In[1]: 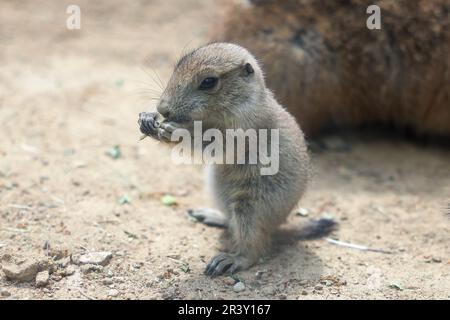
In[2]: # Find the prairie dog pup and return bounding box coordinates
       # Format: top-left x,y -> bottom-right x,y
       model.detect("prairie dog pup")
138,43 -> 311,276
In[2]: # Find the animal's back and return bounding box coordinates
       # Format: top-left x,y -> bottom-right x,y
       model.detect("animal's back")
215,0 -> 450,137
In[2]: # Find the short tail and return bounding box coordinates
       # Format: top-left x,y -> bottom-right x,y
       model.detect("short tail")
274,217 -> 337,244
296,218 -> 337,240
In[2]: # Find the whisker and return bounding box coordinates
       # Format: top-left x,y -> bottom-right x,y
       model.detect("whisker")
134,86 -> 162,95
139,65 -> 164,91
148,66 -> 165,90
134,92 -> 161,101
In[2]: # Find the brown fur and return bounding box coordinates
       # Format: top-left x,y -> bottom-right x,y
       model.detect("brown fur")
214,0 -> 450,137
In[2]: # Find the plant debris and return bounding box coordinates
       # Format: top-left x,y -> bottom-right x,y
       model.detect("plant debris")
179,263 -> 190,273
388,282 -> 404,291
124,230 -> 138,240
161,194 -> 177,206
107,145 -> 121,159
118,195 -> 131,205
295,207 -> 309,217
326,238 -> 393,254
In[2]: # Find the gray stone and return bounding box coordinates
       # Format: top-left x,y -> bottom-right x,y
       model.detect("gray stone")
108,289 -> 119,297
81,264 -> 103,274
2,260 -> 39,282
63,265 -> 76,276
233,282 -> 246,293
0,288 -> 11,297
35,270 -> 49,287
78,252 -> 112,266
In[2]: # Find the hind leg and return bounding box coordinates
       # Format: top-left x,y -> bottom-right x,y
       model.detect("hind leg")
205,202 -> 271,277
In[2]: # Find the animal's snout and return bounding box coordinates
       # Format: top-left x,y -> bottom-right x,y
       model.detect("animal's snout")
157,101 -> 170,118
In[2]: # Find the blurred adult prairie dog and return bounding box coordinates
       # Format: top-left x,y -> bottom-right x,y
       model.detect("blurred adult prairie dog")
138,43 -> 322,276
215,0 -> 450,138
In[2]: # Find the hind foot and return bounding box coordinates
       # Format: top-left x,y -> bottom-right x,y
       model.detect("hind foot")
187,208 -> 228,228
205,252 -> 252,277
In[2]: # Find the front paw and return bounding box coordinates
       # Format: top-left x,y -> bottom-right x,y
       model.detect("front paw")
138,112 -> 160,137
205,253 -> 250,277
156,121 -> 180,142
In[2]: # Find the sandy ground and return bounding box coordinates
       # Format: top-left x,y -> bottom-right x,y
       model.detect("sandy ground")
0,0 -> 449,300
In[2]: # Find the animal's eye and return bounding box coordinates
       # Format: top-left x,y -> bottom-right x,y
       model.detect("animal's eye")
199,77 -> 218,90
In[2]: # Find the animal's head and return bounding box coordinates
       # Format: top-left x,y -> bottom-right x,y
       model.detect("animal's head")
156,43 -> 265,126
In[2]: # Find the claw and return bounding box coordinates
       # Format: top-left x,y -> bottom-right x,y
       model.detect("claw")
205,253 -> 241,277
205,252 -> 227,276
228,263 -> 239,275
211,259 -> 234,277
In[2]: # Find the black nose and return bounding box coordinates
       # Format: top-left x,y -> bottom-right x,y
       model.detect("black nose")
160,110 -> 170,118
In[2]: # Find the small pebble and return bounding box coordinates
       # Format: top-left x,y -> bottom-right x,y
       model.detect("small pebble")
57,257 -> 71,268
322,280 -> 333,287
108,289 -> 119,297
223,277 -> 236,286
64,265 -> 76,276
1,289 -> 11,297
51,274 -> 63,282
81,264 -> 103,274
299,280 -> 309,286
314,285 -> 323,291
233,282 -> 246,293
35,270 -> 49,287
103,278 -> 114,285
78,251 -> 112,266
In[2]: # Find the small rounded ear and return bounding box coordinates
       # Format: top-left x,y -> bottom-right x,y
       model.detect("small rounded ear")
244,62 -> 254,75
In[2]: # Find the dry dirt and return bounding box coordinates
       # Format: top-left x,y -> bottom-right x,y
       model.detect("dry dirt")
0,0 -> 449,300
